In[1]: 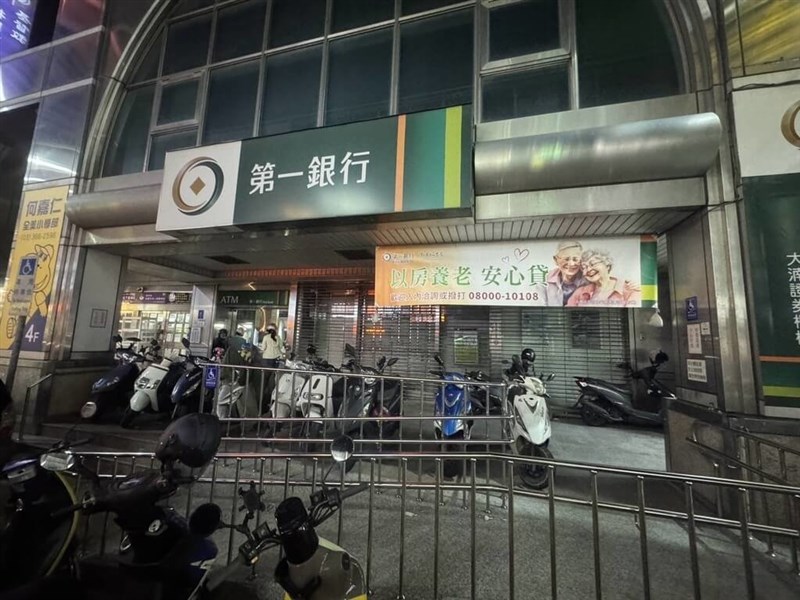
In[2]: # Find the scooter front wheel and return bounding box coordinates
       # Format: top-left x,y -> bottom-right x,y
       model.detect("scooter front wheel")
516,442 -> 553,490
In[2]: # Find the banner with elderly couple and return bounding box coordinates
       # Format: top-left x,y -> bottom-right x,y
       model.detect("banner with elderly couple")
375,237 -> 657,308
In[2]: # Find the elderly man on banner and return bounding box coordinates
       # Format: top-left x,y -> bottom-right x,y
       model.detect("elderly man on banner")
534,241 -> 587,306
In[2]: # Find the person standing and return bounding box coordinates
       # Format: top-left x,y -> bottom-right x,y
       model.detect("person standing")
260,323 -> 284,408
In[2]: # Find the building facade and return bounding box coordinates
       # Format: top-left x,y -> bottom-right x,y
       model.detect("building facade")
1,0 -> 799,465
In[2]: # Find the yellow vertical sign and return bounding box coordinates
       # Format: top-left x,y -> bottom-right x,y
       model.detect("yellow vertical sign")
1,186 -> 69,352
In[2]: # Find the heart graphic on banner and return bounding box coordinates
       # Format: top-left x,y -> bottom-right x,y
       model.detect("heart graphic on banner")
514,248 -> 530,262
501,256 -> 510,264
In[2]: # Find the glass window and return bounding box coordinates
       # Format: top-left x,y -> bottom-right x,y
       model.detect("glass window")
482,66 -> 569,121
163,14 -> 211,75
157,79 -> 199,125
213,0 -> 267,62
332,0 -> 394,33
132,34 -> 163,83
203,61 -> 260,144
45,32 -> 101,89
398,10 -> 473,114
53,0 -> 104,39
261,45 -> 322,135
489,0 -> 560,61
0,49 -> 48,101
172,0 -> 215,15
27,86 -> 92,182
402,0 -> 464,16
148,130 -> 197,171
104,86 -> 155,176
576,0 -> 681,107
268,0 -> 326,49
326,29 -> 392,126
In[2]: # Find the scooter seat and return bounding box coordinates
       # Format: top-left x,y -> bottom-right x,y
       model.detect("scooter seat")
583,377 -> 631,398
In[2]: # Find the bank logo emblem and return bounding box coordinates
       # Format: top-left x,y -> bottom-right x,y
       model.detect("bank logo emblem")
171,157 -> 225,215
780,99 -> 800,149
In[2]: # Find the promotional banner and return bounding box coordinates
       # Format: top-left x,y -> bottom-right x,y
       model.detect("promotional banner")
157,105 -> 472,232
744,173 -> 800,411
375,237 -> 657,308
1,185 -> 69,351
121,291 -> 193,305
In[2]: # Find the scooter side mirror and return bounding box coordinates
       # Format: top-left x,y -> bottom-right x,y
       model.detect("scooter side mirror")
433,354 -> 445,367
181,338 -> 191,349
190,503 -> 222,536
344,343 -> 357,357
386,357 -> 398,367
378,356 -> 387,369
546,373 -> 556,382
112,334 -> 123,343
331,435 -> 354,462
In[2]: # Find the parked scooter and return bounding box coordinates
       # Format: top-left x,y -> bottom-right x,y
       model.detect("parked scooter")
189,435 -> 368,600
337,342 -> 401,439
574,350 -> 675,427
81,336 -> 158,421
2,413 -> 224,599
170,338 -> 215,420
121,340 -> 189,428
0,433 -> 89,592
269,345 -> 318,426
502,348 -> 555,489
430,354 -> 474,477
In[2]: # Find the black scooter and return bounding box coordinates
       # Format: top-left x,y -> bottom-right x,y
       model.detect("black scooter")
81,336 -> 157,421
170,339 -> 214,420
3,413 -> 224,600
574,350 -> 676,427
337,343 -> 401,439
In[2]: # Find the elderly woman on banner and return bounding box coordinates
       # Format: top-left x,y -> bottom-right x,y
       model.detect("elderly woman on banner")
567,249 -> 641,307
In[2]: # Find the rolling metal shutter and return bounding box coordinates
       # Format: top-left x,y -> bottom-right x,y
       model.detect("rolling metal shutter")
295,282 -> 631,410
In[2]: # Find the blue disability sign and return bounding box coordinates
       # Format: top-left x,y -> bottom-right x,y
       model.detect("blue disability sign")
204,364 -> 219,389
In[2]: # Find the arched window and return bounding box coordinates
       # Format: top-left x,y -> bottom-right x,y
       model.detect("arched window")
103,0 -> 682,177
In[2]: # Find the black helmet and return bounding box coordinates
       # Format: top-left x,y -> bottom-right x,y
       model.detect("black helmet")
155,413 -> 221,482
521,348 -> 536,363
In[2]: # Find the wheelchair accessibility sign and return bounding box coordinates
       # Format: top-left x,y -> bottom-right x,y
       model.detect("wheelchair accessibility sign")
204,365 -> 219,389
10,257 -> 37,316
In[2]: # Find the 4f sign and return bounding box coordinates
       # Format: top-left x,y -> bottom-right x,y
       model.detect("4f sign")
781,99 -> 800,149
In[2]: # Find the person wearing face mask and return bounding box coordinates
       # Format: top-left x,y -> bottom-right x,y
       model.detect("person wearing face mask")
567,249 -> 641,307
534,240 -> 587,306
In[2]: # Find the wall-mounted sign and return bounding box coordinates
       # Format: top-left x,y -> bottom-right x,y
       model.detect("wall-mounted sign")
156,106 -> 472,232
122,291 -> 192,305
745,173 -> 800,409
687,323 -> 702,355
0,185 -> 69,352
89,308 -> 108,329
687,359 -> 708,383
8,257 -> 36,317
216,290 -> 290,307
375,237 -> 657,308
733,82 -> 800,177
685,296 -> 699,321
0,0 -> 38,59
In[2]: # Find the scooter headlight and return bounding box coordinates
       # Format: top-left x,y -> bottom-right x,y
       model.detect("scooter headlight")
310,393 -> 324,401
146,380 -> 160,390
363,377 -> 376,386
531,381 -> 546,395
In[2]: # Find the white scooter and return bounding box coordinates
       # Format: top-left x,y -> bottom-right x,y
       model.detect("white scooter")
121,341 -> 188,428
502,349 -> 555,489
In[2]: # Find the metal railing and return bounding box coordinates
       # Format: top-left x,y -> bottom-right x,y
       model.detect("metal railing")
68,448 -> 800,600
17,373 -> 53,441
203,363 -> 514,448
688,420 -> 800,559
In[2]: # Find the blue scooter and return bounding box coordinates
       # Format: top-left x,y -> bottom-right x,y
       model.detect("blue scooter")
431,353 -> 473,478
170,339 -> 215,420
81,336 -> 158,421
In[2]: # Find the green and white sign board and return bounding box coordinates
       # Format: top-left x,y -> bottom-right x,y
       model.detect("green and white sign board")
156,106 -> 472,232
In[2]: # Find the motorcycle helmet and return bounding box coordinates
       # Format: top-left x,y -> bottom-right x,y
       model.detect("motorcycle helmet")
521,348 -> 536,363
155,413 -> 222,482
